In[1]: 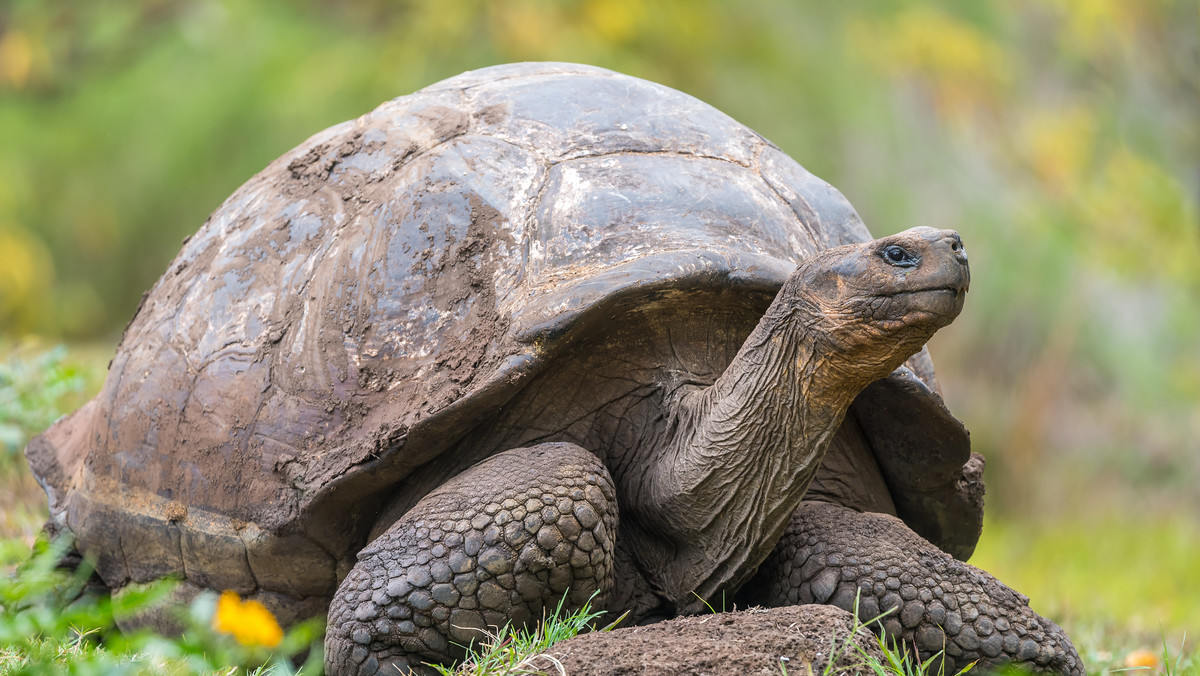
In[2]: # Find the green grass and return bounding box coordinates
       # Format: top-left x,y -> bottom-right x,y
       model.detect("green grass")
973,515 -> 1199,674
0,535 -> 323,675
428,594 -> 626,676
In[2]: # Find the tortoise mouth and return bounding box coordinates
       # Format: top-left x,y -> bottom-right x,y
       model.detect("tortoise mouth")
882,284 -> 967,299
878,286 -> 966,323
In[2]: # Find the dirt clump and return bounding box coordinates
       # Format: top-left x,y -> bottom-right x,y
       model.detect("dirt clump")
540,604 -> 886,675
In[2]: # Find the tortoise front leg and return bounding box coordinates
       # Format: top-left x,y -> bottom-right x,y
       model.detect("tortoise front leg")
741,501 -> 1084,676
325,442 -> 618,676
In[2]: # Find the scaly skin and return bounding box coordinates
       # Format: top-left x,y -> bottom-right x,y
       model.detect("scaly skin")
742,502 -> 1084,675
325,443 -> 617,676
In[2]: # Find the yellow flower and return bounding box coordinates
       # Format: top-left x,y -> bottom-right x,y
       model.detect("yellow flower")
1123,648 -> 1159,670
212,591 -> 284,648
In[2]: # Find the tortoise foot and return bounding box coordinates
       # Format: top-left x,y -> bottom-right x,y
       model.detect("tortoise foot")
743,501 -> 1084,676
325,442 -> 619,675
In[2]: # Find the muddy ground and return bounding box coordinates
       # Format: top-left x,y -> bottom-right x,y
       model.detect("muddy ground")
534,604 -> 885,675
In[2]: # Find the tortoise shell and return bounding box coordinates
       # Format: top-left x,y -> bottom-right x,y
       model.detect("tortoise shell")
27,63 -> 979,618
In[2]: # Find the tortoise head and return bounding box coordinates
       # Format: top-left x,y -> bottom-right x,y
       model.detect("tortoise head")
782,226 -> 969,375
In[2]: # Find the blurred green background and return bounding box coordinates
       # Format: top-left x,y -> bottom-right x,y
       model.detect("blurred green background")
1,0 -> 1197,669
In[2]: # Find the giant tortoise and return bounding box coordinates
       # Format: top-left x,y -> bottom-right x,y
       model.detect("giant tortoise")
26,63 -> 1081,674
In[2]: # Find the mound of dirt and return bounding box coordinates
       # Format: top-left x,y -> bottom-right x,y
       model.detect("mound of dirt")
539,604 -> 886,675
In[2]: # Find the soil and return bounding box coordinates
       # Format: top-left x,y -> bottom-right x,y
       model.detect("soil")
536,604 -> 885,676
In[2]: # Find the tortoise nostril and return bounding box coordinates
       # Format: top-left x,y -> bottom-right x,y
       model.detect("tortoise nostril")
945,235 -> 967,263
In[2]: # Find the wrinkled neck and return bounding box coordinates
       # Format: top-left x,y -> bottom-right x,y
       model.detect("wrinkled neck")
628,299 -> 875,610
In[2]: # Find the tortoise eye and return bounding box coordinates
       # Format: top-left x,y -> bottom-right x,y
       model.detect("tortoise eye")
882,245 -> 919,268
